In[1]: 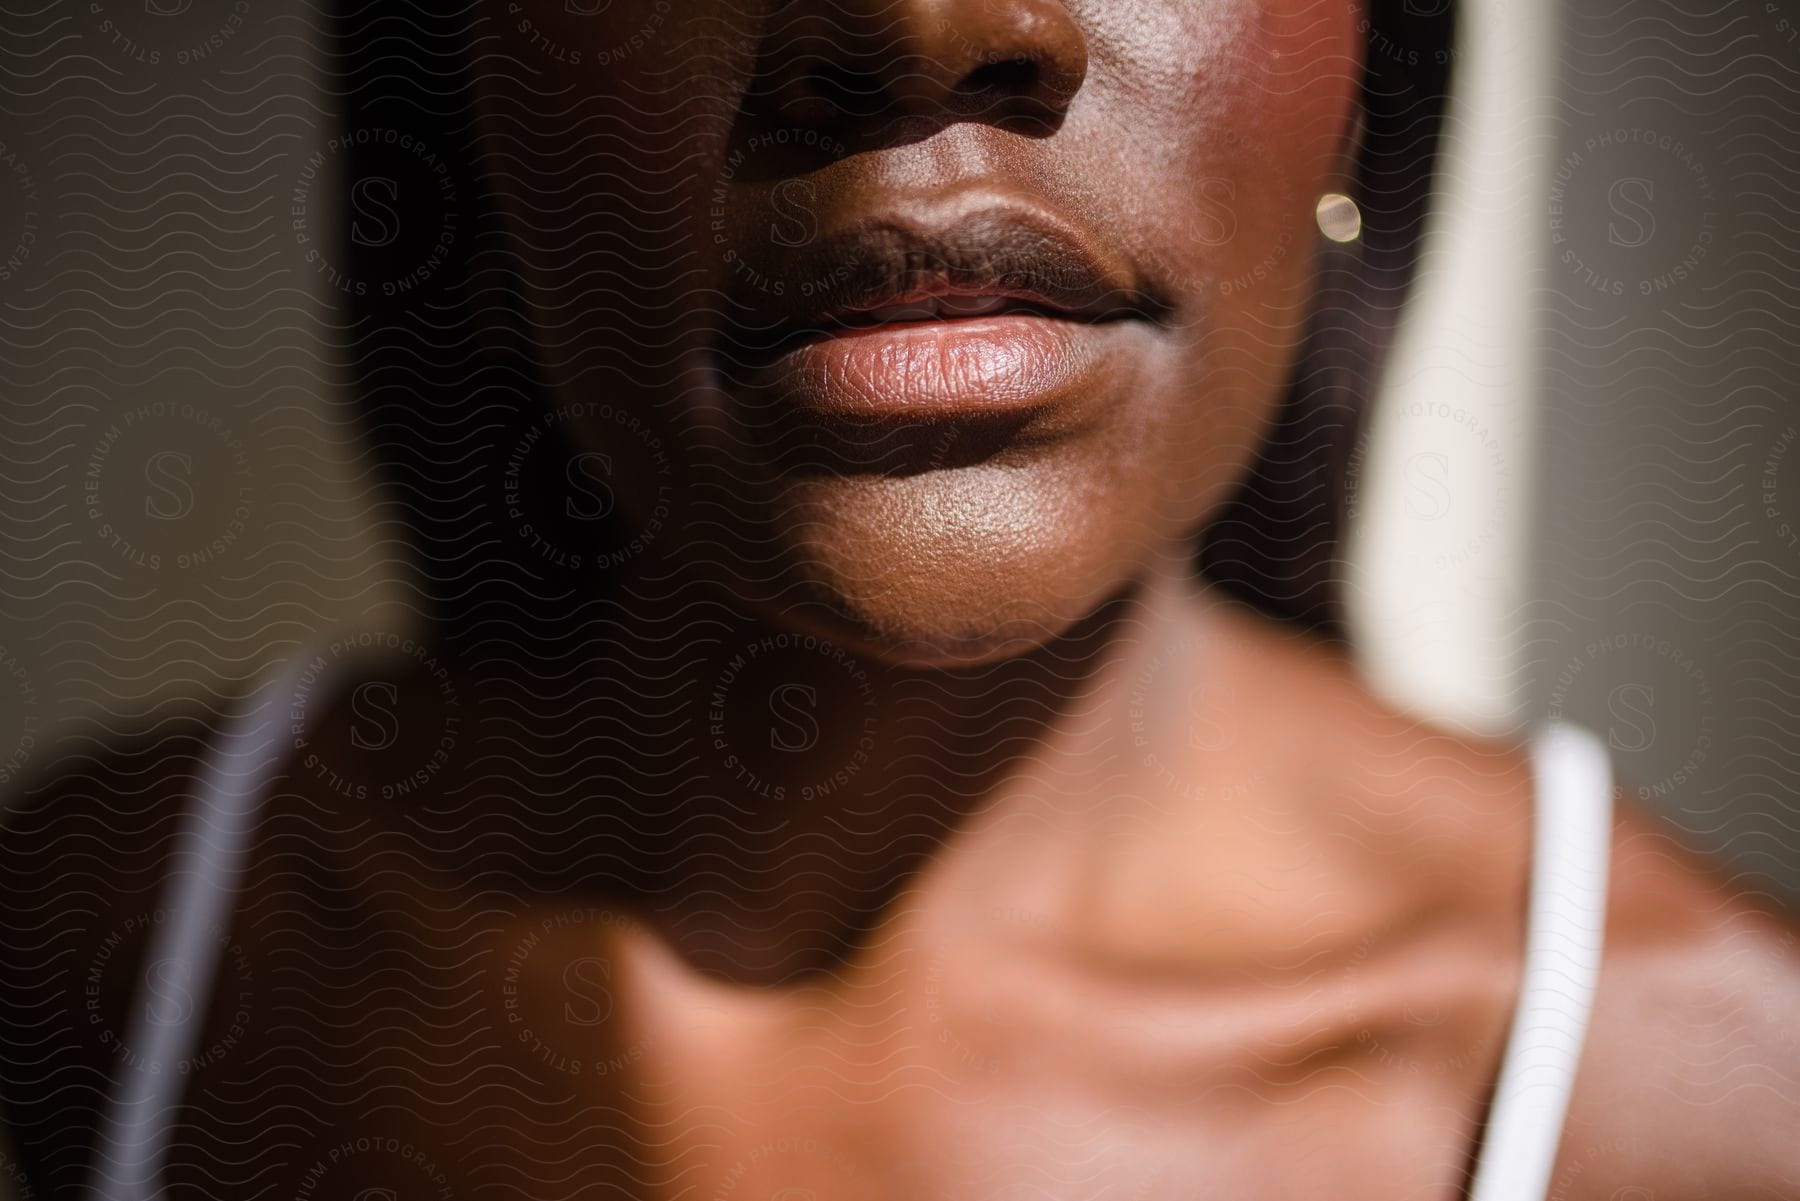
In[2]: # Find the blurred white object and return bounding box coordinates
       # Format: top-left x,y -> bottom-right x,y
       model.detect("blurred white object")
1346,0 -> 1553,735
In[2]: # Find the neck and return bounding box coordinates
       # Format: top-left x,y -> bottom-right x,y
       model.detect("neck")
577,544 -> 1210,981
345,538 -> 1221,984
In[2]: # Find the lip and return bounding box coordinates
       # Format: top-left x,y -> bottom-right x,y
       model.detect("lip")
716,201 -> 1161,422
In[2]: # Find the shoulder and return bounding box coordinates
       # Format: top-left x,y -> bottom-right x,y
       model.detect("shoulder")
1058,590 -> 1537,971
1554,806 -> 1800,1199
0,715 -> 217,932
0,718 -> 217,1193
0,678 -> 482,1196
1166,595 -> 1539,900
1090,592 -> 1799,1194
1230,607 -> 1800,1199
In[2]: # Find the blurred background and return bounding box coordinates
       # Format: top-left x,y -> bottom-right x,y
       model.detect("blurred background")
0,0 -> 1796,903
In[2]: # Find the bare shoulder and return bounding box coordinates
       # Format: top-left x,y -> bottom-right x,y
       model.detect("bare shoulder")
1552,805 -> 1800,1199
1179,597 -> 1539,897
1142,595 -> 1800,1196
1067,591 -> 1537,970
0,719 -> 219,1191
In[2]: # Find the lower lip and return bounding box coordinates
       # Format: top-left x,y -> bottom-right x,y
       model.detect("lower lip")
744,314 -> 1124,421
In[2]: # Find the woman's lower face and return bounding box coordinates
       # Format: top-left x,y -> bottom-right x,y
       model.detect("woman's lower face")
477,0 -> 1363,663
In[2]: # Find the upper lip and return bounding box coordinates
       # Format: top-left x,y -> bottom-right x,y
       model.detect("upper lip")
718,199 -> 1164,358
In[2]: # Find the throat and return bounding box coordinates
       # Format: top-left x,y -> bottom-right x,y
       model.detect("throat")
593,570 -> 1169,984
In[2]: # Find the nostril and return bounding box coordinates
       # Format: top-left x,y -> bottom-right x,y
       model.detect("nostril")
812,61 -> 884,117
956,53 -> 1079,126
965,57 -> 1040,97
757,0 -> 1088,133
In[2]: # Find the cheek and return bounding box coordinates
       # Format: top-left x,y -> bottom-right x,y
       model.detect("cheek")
1078,1 -> 1362,534
475,3 -> 758,320
1253,0 -> 1366,190
1162,0 -> 1362,298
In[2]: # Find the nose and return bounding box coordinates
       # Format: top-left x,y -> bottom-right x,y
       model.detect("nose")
760,0 -> 1089,133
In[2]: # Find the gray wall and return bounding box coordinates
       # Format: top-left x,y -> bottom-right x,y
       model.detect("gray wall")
1529,0 -> 1800,903
0,0 -> 405,799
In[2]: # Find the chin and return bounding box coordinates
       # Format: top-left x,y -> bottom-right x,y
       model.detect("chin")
752,463 -> 1145,669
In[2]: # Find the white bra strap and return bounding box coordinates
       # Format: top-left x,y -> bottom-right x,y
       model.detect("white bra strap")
85,652 -> 322,1201
1467,724 -> 1614,1201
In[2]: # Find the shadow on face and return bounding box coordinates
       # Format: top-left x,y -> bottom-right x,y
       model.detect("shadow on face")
471,0 -> 1365,664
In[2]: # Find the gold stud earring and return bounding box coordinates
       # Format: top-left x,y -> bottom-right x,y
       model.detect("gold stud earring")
1315,192 -> 1362,243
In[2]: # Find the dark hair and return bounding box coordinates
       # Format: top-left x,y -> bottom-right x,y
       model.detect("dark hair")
332,0 -> 1457,654
1198,1 -> 1458,636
